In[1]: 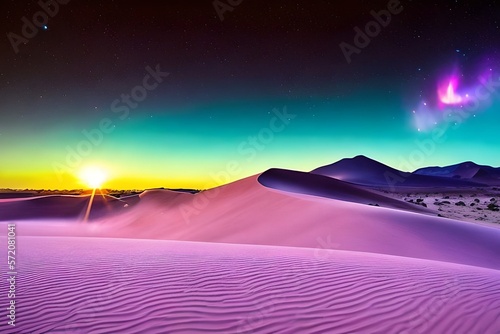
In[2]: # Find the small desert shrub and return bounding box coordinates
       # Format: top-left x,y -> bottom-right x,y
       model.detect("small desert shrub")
487,203 -> 499,211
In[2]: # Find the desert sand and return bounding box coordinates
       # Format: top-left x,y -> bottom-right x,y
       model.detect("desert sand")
2,237 -> 500,334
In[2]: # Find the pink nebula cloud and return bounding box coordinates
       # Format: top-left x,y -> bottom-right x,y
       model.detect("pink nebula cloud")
438,78 -> 463,105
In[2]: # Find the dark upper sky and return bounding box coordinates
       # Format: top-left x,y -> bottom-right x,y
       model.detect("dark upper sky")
2,1 -> 498,107
1,0 -> 500,189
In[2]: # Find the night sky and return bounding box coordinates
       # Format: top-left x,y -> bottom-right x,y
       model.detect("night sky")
1,0 -> 500,190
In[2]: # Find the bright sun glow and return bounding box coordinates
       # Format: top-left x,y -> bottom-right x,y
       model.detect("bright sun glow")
79,167 -> 107,189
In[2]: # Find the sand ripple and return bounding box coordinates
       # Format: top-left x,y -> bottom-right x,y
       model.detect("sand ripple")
1,237 -> 499,334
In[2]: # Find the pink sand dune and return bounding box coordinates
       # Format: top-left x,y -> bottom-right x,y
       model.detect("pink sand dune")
1,236 -> 499,334
12,174 -> 499,271
107,175 -> 500,270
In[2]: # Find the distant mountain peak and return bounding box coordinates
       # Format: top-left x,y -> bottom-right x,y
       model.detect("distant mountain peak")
414,160 -> 500,185
349,155 -> 377,162
311,156 -> 488,188
310,155 -> 405,187
317,155 -> 396,171
457,161 -> 479,167
352,154 -> 370,160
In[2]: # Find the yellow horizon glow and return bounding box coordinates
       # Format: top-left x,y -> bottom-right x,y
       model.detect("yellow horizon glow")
0,171 -> 216,190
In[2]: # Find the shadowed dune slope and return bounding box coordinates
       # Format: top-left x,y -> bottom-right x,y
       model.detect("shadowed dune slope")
0,194 -> 129,221
258,168 -> 431,213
